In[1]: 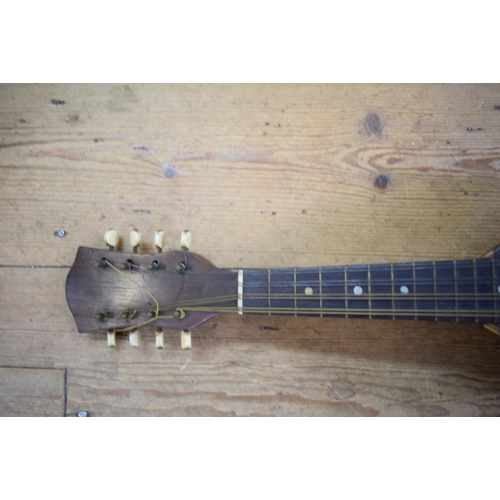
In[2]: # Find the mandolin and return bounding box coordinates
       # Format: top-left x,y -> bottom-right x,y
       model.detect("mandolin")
65,229 -> 500,348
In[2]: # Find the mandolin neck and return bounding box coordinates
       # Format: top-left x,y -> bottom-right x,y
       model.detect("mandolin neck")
236,254 -> 500,323
65,244 -> 500,334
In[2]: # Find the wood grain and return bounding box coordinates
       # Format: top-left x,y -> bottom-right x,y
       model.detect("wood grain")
1,83 -> 500,416
0,367 -> 65,417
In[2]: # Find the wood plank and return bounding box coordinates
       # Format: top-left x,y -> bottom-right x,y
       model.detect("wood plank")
0,367 -> 65,417
1,84 -> 500,416
65,351 -> 500,417
1,268 -> 500,416
1,84 -> 499,266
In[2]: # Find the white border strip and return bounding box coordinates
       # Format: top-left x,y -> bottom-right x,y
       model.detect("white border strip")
238,269 -> 244,315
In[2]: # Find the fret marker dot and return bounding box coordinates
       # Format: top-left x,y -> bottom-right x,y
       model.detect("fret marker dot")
400,285 -> 409,294
353,286 -> 363,295
498,285 -> 500,293
304,287 -> 314,295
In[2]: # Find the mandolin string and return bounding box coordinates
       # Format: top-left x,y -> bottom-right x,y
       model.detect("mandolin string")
167,261 -> 498,289
101,260 -> 499,327
103,259 -> 177,332
155,293 -> 500,316
179,306 -> 497,317
171,292 -> 499,302
149,274 -> 497,292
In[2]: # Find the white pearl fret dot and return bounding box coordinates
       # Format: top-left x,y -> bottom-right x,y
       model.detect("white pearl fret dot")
400,285 -> 409,294
304,287 -> 314,295
353,286 -> 363,295
498,285 -> 500,293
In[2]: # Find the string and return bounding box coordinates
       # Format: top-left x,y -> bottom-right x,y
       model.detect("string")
170,272 -> 496,288
172,293 -> 500,300
181,308 -> 498,318
99,260 -> 500,328
103,259 -> 175,332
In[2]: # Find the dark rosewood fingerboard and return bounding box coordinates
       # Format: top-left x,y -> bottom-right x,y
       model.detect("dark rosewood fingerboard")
242,256 -> 500,323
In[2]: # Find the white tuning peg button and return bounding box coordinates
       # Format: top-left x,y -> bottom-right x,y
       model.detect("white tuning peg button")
180,230 -> 192,250
104,229 -> 119,250
129,328 -> 142,347
130,229 -> 141,253
155,230 -> 165,252
181,329 -> 191,350
155,328 -> 164,349
107,330 -> 116,348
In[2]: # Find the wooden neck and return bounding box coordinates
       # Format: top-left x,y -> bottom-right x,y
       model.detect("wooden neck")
237,255 -> 500,323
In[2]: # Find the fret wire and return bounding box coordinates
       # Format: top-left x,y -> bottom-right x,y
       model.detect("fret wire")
293,267 -> 297,317
240,292 -> 495,299
224,262 -> 499,324
368,264 -> 372,319
267,268 -> 271,316
244,262 -> 490,277
240,270 -> 493,287
242,266 -> 487,278
344,265 -> 348,319
453,260 -> 458,322
390,263 -> 395,320
472,259 -> 478,323
241,280 -> 498,292
412,262 -> 417,321
432,261 -> 437,321
237,269 -> 243,315
319,267 -> 323,318
492,258 -> 498,323
241,278 -> 494,287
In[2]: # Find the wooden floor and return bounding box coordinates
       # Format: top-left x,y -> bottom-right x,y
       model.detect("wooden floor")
1,83 -> 500,417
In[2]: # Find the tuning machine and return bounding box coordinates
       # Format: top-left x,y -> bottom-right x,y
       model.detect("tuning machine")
181,329 -> 191,349
107,329 -> 117,348
130,229 -> 141,253
155,328 -> 164,349
104,229 -> 119,250
180,230 -> 192,250
105,328 -> 192,350
129,328 -> 142,347
155,230 -> 165,253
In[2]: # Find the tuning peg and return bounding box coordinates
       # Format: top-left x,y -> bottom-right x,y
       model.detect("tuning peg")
180,230 -> 192,250
129,328 -> 142,347
130,229 -> 141,253
181,329 -> 191,349
155,230 -> 165,253
107,329 -> 117,348
155,328 -> 164,349
104,229 -> 119,250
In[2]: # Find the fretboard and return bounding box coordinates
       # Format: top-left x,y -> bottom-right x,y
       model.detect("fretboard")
240,254 -> 500,323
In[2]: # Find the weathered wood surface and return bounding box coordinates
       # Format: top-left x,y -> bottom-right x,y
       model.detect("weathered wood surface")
0,367 -> 65,417
1,83 -> 500,416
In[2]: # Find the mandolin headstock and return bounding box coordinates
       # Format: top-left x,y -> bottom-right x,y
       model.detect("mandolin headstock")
65,230 -> 237,348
